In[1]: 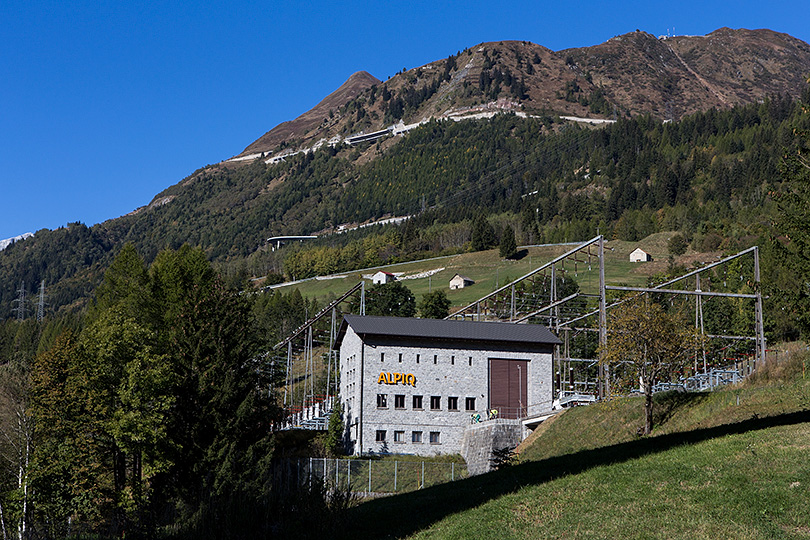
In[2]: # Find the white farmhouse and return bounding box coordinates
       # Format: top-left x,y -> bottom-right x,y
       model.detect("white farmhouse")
371,271 -> 396,285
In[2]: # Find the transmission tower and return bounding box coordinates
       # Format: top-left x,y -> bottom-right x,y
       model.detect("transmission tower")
37,280 -> 47,322
12,281 -> 26,321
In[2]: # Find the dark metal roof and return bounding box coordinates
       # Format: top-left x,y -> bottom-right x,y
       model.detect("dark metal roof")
337,314 -> 562,347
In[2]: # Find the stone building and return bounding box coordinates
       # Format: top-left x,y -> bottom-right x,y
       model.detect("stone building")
629,247 -> 653,262
335,315 -> 561,456
449,273 -> 475,290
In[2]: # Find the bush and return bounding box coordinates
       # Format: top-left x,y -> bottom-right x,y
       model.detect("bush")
489,446 -> 517,470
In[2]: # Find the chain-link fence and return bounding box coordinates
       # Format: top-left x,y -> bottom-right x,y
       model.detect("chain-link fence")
272,457 -> 468,496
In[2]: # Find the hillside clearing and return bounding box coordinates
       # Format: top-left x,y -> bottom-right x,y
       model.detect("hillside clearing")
268,234 -> 716,310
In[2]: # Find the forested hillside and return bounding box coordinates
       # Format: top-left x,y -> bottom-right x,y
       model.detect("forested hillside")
2,89 -> 807,322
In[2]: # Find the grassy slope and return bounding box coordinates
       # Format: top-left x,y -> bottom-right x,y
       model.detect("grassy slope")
271,233 -> 710,310
337,350 -> 810,539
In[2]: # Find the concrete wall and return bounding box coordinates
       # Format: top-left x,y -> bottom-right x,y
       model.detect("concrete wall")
339,329 -> 364,454
461,419 -> 523,476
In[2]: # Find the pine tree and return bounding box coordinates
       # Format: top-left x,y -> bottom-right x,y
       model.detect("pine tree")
499,225 -> 518,259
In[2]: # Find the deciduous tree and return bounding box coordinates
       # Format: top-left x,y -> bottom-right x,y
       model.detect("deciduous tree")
365,282 -> 416,317
598,298 -> 698,434
418,290 -> 452,319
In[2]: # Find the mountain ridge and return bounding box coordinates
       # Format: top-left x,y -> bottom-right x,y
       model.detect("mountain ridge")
240,70 -> 381,157
230,27 -> 810,161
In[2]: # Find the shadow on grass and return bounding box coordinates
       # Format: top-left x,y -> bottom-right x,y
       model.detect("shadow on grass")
340,409 -> 810,539
508,249 -> 529,261
652,390 -> 709,427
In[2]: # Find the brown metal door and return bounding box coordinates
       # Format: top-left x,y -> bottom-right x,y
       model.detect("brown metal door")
488,359 -> 528,418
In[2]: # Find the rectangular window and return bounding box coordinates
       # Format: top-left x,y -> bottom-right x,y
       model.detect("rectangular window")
451,355 -> 455,365
380,352 -> 384,362
412,395 -> 423,409
469,356 -> 473,366
448,396 -> 459,411
376,394 -> 387,408
398,353 -> 402,363
411,431 -> 422,443
466,397 -> 476,411
394,430 -> 405,443
416,354 -> 420,364
376,430 -> 386,442
430,396 -> 441,410
429,431 -> 440,444
433,354 -> 437,364
394,394 -> 405,409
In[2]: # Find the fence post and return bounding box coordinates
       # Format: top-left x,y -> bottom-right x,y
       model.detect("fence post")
347,459 -> 351,489
451,462 -> 455,481
309,457 -> 313,488
336,458 -> 339,488
394,461 -> 398,492
421,461 -> 425,489
324,458 -> 328,487
368,460 -> 372,494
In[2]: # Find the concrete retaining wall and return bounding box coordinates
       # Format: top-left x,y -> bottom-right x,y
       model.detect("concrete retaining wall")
461,419 -> 522,476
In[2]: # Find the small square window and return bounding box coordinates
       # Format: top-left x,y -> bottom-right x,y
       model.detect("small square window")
377,394 -> 388,408
430,396 -> 441,410
394,430 -> 405,443
448,396 -> 459,411
394,394 -> 405,409
413,395 -> 423,409
466,397 -> 476,411
376,430 -> 386,442
429,431 -> 440,444
412,431 -> 422,443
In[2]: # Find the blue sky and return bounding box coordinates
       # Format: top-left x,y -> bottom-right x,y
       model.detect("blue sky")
2,0 -> 809,240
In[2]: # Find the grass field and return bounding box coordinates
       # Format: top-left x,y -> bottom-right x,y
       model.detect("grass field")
268,232 -> 716,311
335,347 -> 810,539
